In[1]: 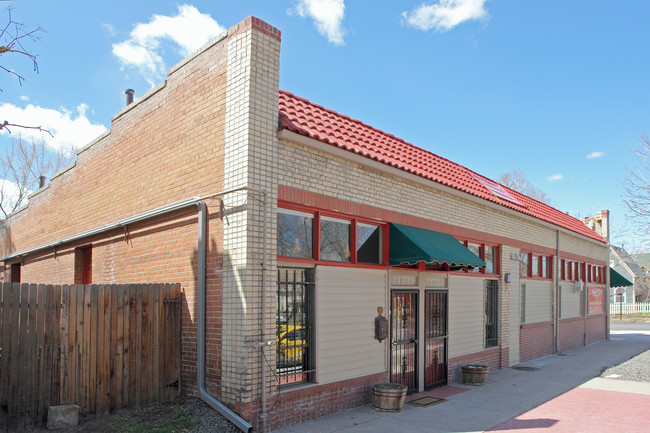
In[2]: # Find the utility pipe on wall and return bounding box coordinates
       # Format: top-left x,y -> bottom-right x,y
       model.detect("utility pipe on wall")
555,230 -> 561,353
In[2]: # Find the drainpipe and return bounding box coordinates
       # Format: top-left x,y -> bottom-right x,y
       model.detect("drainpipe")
555,230 -> 560,353
248,192 -> 272,432
195,187 -> 268,433
195,200 -> 253,433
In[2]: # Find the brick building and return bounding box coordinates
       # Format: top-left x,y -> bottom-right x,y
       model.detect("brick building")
0,17 -> 609,432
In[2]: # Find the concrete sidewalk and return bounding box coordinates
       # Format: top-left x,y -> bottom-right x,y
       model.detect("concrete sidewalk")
274,330 -> 650,433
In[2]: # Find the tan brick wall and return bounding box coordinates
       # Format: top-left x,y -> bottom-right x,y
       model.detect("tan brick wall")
276,138 -> 607,263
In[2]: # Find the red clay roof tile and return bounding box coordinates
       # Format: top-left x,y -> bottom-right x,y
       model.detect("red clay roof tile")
278,90 -> 605,243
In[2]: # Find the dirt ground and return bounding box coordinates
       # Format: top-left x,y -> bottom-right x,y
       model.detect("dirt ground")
36,396 -> 238,433
609,314 -> 650,323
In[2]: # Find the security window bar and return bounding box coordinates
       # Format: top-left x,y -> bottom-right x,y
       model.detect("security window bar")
485,280 -> 499,348
276,267 -> 314,386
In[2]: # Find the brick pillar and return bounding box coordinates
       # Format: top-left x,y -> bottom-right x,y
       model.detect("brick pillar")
221,17 -> 281,420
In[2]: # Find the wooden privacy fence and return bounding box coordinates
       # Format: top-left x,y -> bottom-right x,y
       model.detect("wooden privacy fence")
0,283 -> 181,432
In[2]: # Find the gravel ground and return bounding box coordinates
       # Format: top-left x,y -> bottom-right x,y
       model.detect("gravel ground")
600,349 -> 650,382
38,396 -> 239,433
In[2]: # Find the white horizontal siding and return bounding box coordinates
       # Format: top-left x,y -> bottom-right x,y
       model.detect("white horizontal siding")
316,266 -> 387,384
523,280 -> 552,324
448,275 -> 484,358
561,284 -> 581,318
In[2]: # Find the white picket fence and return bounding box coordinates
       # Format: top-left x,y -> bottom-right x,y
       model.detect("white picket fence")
609,302 -> 650,315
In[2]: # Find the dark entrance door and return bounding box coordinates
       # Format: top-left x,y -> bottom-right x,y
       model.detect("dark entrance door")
390,291 -> 418,392
425,290 -> 448,388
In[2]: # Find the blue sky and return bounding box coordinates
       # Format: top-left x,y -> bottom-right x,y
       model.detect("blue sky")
1,0 -> 649,250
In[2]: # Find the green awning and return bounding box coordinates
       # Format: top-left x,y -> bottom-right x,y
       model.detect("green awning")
389,223 -> 486,268
610,267 -> 633,287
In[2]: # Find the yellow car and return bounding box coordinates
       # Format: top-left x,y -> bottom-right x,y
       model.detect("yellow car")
277,325 -> 307,366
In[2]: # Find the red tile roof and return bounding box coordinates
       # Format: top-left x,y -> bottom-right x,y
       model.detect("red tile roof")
278,90 -> 605,243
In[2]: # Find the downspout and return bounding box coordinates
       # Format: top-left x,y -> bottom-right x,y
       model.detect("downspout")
195,186 -> 268,433
555,230 -> 560,353
195,200 -> 253,433
258,193 -> 271,433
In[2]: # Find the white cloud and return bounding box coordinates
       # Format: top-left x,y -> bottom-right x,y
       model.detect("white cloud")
0,103 -> 107,152
402,0 -> 488,32
547,174 -> 564,182
112,4 -> 225,86
586,151 -> 605,159
19,95 -> 29,102
102,23 -> 117,37
290,0 -> 346,45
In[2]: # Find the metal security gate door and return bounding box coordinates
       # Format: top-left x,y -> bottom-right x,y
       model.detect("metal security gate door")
390,291 -> 418,392
425,290 -> 448,388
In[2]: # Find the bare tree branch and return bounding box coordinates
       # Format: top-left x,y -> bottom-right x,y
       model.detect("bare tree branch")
0,7 -> 43,88
0,135 -> 74,219
623,134 -> 650,243
0,120 -> 53,136
497,169 -> 552,205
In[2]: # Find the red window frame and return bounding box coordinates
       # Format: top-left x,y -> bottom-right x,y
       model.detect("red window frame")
521,252 -> 552,280
277,202 -> 389,268
458,240 -> 500,275
75,245 -> 92,285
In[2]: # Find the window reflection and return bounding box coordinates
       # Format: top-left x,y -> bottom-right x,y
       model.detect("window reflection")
357,223 -> 381,264
277,209 -> 313,258
320,217 -> 351,261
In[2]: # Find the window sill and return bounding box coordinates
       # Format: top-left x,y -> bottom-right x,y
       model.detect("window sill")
278,381 -> 319,394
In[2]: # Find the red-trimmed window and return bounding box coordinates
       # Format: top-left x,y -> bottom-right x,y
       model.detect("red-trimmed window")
461,241 -> 499,275
277,205 -> 385,266
521,253 -> 530,277
10,263 -> 21,283
541,256 -> 550,279
522,253 -> 551,279
561,259 -> 566,280
74,245 -> 92,285
531,255 -> 539,277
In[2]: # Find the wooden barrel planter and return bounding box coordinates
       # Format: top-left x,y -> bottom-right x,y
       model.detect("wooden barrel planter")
461,364 -> 489,385
371,383 -> 408,412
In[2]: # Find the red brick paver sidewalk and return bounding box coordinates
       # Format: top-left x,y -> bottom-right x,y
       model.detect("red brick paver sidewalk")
488,386 -> 650,433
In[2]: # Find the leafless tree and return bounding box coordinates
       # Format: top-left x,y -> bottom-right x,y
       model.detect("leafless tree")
0,136 -> 73,219
623,135 -> 650,243
497,170 -> 552,205
635,278 -> 650,303
0,7 -> 51,135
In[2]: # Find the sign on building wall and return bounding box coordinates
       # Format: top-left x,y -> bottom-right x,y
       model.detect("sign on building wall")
588,286 -> 604,315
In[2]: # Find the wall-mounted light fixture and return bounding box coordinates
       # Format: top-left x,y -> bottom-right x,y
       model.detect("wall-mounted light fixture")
504,273 -> 511,283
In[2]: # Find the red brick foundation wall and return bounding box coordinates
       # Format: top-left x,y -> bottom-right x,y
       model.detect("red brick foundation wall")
448,346 -> 508,381
585,314 -> 606,344
558,317 -> 585,352
250,372 -> 388,432
520,321 -> 553,363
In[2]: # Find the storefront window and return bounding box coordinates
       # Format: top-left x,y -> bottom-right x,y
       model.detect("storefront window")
468,243 -> 482,272
531,255 -> 539,277
278,209 -> 313,258
521,253 -> 529,277
320,217 -> 351,261
485,246 -> 496,274
357,223 -> 382,264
